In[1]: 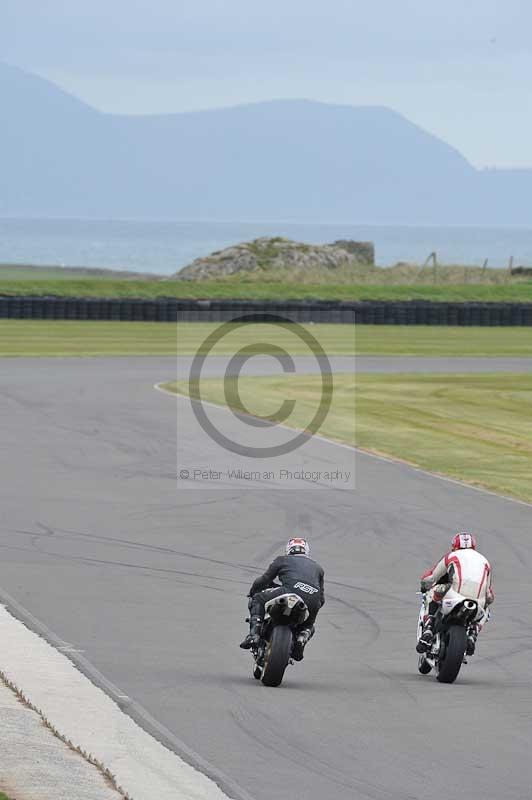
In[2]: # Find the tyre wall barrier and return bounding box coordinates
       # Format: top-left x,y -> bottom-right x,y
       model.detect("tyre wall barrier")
2,296 -> 532,325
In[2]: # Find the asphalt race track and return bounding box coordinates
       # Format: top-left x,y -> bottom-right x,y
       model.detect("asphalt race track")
1,356 -> 532,800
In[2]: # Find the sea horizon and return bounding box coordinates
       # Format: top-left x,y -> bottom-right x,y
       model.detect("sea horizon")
1,217 -> 532,274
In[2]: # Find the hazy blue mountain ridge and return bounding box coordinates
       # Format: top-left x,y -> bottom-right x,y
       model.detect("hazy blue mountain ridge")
1,63 -> 530,224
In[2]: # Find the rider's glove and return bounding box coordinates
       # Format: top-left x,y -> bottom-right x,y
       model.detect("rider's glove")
420,580 -> 430,593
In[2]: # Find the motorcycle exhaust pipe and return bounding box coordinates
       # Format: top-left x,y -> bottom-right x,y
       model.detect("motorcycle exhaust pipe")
464,600 -> 477,611
297,601 -> 306,611
277,597 -> 286,605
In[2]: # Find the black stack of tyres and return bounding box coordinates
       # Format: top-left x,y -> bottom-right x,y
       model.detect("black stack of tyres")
77,299 -> 88,321
316,305 -> 328,324
471,306 -> 479,325
119,300 -> 132,321
10,297 -> 22,318
108,300 -> 120,321
3,295 -> 532,324
501,305 -> 512,326
176,300 -> 187,322
234,301 -> 246,321
189,301 -> 201,321
43,297 -> 54,319
289,302 -> 299,322
426,304 -> 439,325
65,299 -> 78,320
416,304 -> 424,324
86,300 -> 98,320
524,306 -> 532,325
154,301 -> 165,322
457,304 -> 465,325
131,299 -> 144,321
330,305 -> 342,324
394,304 -> 405,325
33,298 -> 45,318
340,304 -> 354,324
361,303 -> 374,324
447,305 -> 459,326
511,305 -> 523,325
167,300 -> 178,322
195,300 -> 209,322
480,305 -> 491,326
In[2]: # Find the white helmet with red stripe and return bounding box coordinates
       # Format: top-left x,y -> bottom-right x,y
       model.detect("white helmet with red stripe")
286,537 -> 310,556
451,532 -> 477,551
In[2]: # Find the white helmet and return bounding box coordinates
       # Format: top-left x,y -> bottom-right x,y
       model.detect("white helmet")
286,537 -> 310,556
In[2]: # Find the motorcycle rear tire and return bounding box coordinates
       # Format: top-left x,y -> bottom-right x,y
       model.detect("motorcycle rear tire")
261,626 -> 293,687
436,625 -> 466,684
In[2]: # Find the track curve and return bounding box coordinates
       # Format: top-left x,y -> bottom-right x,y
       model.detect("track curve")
0,357 -> 531,800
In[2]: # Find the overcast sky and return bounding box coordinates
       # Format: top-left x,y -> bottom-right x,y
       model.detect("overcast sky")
3,0 -> 531,167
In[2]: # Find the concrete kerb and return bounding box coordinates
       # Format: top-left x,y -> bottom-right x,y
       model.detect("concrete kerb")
0,595 -> 255,800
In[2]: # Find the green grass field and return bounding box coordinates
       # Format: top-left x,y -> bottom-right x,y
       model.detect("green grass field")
3,277 -> 532,302
0,320 -> 354,356
2,253 -> 532,303
163,372 -> 532,502
1,320 -> 532,357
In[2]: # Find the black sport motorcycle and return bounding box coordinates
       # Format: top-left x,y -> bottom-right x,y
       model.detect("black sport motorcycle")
248,592 -> 309,687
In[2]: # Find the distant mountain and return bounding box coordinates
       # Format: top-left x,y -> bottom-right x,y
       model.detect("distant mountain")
1,62 -> 531,224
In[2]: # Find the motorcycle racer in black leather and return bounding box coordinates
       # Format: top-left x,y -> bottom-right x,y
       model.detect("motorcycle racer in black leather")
240,538 -> 325,661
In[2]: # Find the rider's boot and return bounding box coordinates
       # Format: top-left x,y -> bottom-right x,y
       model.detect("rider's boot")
466,622 -> 479,656
292,627 -> 314,662
239,616 -> 262,649
416,615 -> 435,653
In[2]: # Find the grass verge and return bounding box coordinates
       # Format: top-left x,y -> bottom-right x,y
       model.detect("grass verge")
2,321 -> 532,357
3,278 -> 532,301
162,372 -> 532,503
0,320 -> 354,356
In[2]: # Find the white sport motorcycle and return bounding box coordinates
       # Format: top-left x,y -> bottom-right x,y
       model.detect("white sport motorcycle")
416,589 -> 487,683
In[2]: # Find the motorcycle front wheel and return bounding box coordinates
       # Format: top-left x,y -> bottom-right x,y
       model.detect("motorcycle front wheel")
261,626 -> 293,687
436,625 -> 467,684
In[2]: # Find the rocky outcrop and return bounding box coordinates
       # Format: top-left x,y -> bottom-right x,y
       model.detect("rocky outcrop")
331,240 -> 375,264
176,237 -> 375,280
